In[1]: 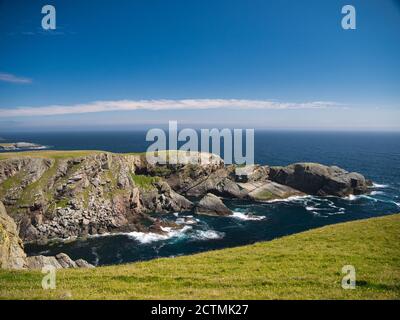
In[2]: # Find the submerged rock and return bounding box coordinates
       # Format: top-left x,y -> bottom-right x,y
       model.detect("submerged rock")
195,193 -> 232,216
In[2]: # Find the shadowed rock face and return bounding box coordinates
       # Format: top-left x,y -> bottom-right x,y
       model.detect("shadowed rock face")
0,152 -> 371,244
195,193 -> 232,216
269,163 -> 372,197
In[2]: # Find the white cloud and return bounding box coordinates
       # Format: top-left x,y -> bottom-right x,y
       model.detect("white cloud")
0,99 -> 338,117
0,72 -> 32,84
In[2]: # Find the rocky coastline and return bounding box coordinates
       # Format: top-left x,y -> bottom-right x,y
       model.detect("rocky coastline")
0,150 -> 372,269
0,142 -> 47,151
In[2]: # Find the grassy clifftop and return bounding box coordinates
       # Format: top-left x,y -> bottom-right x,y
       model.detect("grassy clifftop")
1,214 -> 399,300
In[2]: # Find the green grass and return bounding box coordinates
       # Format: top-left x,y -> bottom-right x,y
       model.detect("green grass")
252,190 -> 275,200
0,173 -> 23,194
0,150 -> 101,160
131,174 -> 160,190
1,214 -> 399,300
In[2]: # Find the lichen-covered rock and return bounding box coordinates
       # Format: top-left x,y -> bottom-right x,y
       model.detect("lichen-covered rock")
0,153 -> 194,242
0,201 -> 27,269
195,193 -> 232,216
0,151 -> 372,244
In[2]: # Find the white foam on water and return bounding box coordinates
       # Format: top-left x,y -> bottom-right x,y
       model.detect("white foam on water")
266,195 -> 311,203
306,206 -> 317,211
127,232 -> 171,243
372,183 -> 389,188
231,211 -> 266,221
360,195 -> 378,202
370,191 -> 384,196
345,194 -> 358,201
127,225 -> 192,244
344,194 -> 380,202
192,230 -> 225,240
176,217 -> 197,225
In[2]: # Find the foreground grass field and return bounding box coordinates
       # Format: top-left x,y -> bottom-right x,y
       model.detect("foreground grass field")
0,214 -> 399,300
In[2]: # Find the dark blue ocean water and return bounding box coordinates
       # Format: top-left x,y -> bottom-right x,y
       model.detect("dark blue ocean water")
1,131 -> 399,265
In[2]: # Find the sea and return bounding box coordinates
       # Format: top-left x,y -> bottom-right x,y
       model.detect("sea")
1,131 -> 399,266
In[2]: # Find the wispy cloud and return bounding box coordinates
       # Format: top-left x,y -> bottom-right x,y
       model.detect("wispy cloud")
0,99 -> 338,117
0,72 -> 32,84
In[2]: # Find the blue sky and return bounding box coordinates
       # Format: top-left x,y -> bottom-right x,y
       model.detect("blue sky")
0,0 -> 399,131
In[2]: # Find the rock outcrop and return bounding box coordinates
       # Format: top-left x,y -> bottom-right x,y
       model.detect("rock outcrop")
269,163 -> 371,197
26,253 -> 94,270
195,193 -> 232,216
0,151 -> 372,245
0,201 -> 27,269
241,181 -> 305,201
1,201 -> 93,270
0,142 -> 45,151
0,152 -> 195,242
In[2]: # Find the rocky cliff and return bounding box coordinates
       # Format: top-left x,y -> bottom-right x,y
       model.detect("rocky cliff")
0,201 -> 27,269
0,151 -> 372,245
1,200 -> 93,269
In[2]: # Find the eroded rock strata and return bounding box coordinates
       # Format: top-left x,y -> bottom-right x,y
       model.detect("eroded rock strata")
0,151 -> 372,248
1,201 -> 93,270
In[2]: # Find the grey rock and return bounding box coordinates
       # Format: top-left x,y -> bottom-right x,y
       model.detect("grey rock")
269,163 -> 371,197
55,253 -> 77,268
241,180 -> 305,201
26,255 -> 62,270
75,259 -> 95,268
195,193 -> 232,216
234,165 -> 270,183
0,201 -> 27,269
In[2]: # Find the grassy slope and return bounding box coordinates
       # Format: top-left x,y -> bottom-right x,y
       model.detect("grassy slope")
0,150 -> 102,160
0,214 -> 399,300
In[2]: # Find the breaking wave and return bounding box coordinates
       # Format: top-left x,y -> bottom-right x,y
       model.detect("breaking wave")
304,197 -> 345,217
231,211 -> 266,221
370,191 -> 385,195
191,230 -> 225,240
372,183 -> 389,188
127,226 -> 192,244
266,195 -> 311,203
